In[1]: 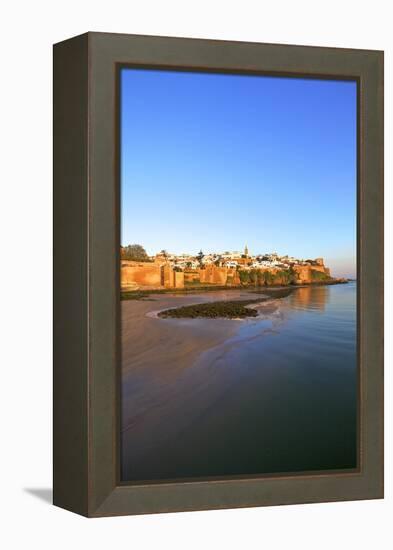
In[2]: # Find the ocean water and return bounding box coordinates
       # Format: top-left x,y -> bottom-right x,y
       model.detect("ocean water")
122,282 -> 357,481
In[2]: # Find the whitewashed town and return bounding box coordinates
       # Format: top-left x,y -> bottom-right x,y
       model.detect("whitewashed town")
120,244 -> 341,291
151,245 -> 326,271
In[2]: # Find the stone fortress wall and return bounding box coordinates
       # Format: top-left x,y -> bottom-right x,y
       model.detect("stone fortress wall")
295,263 -> 330,283
121,261 -> 184,290
121,258 -> 332,290
199,265 -> 229,285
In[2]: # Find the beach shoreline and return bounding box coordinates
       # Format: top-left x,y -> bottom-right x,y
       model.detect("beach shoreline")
121,288 -> 282,423
121,290 -> 256,472
121,283 -> 357,481
121,279 -> 348,300
121,288 -> 285,477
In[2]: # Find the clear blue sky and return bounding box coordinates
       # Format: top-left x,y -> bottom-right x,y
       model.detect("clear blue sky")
121,68 -> 357,278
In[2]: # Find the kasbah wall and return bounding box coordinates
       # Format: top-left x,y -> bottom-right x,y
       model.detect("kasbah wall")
121,260 -> 185,290
295,263 -> 330,283
121,259 -> 331,290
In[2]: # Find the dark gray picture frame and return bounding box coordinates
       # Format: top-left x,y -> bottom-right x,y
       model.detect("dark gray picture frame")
53,32 -> 383,517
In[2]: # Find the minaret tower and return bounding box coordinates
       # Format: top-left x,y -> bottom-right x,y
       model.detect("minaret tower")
244,244 -> 249,257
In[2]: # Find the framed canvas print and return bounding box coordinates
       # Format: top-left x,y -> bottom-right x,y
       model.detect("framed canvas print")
53,32 -> 383,517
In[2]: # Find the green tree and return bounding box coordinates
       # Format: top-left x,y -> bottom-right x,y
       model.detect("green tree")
289,266 -> 298,284
264,271 -> 274,286
122,244 -> 149,261
257,270 -> 265,286
249,269 -> 258,286
196,249 -> 204,266
310,269 -> 330,281
238,270 -> 250,285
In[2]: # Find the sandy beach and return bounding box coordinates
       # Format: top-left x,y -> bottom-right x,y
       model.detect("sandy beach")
121,289 -> 281,476
121,284 -> 357,481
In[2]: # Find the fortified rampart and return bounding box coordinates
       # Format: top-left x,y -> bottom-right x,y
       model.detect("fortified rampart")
121,261 -> 184,290
294,264 -> 330,283
162,264 -> 185,289
121,259 -> 332,290
121,261 -> 162,289
184,270 -> 199,283
199,265 -> 228,285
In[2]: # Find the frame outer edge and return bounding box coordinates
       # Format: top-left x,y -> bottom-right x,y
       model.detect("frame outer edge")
82,33 -> 384,516
53,33 -> 90,517
356,50 -> 384,500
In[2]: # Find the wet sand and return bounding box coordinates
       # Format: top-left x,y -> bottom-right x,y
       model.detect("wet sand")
121,289 -> 281,478
121,283 -> 357,481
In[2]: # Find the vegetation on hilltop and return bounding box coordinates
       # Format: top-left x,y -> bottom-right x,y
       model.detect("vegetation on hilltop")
121,244 -> 152,262
310,269 -> 331,282
238,266 -> 298,286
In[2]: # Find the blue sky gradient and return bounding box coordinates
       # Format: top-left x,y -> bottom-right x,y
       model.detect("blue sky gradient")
121,69 -> 357,278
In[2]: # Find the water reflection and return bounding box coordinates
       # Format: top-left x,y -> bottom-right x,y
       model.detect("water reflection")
289,285 -> 328,311
121,283 -> 357,481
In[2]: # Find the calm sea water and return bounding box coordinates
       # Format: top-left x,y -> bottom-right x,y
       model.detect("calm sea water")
123,282 -> 357,481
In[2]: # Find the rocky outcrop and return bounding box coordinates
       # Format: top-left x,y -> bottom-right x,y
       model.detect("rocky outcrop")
293,264 -> 331,284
